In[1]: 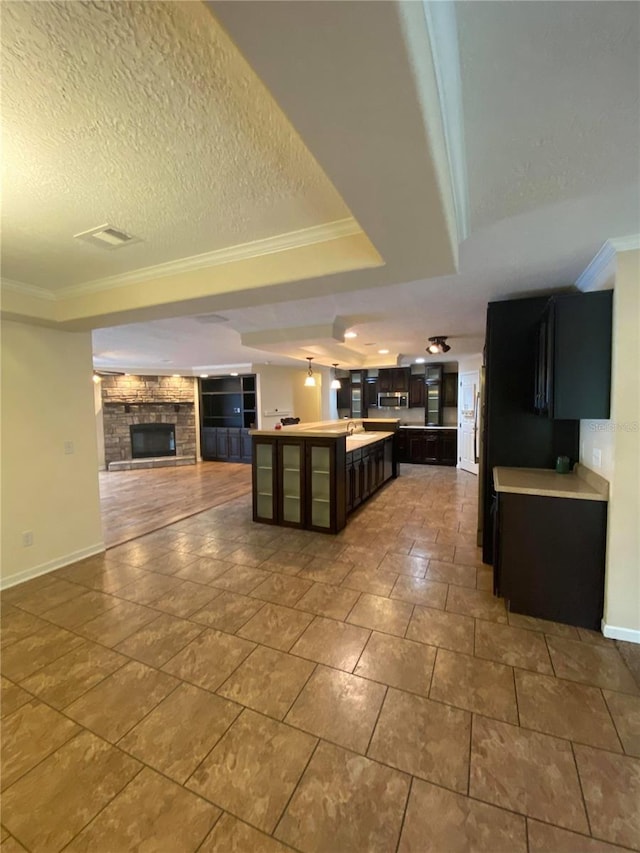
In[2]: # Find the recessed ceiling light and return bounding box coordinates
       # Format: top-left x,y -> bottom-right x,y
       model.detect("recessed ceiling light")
378,349 -> 389,355
344,331 -> 357,339
230,372 -> 239,376
415,357 -> 425,364
172,374 -> 180,378
200,374 -> 209,378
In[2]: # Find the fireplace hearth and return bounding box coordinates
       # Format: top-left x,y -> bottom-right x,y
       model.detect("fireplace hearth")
130,423 -> 176,459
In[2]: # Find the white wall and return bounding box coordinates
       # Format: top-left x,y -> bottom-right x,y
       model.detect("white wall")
255,364 -> 323,428
457,354 -> 483,374
1,321 -> 104,587
580,420 -> 615,483
293,368 -> 323,424
94,380 -> 106,471
594,250 -> 639,640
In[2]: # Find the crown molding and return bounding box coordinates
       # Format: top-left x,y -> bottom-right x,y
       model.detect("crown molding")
57,217 -> 363,300
422,0 -> 469,243
609,234 -> 640,253
576,234 -> 640,292
0,278 -> 56,301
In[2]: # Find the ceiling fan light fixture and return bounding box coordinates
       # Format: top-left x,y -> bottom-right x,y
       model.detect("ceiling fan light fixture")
427,336 -> 451,355
304,357 -> 316,387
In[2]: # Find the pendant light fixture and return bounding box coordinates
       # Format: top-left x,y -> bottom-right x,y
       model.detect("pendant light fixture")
330,363 -> 342,390
304,357 -> 316,387
427,336 -> 451,354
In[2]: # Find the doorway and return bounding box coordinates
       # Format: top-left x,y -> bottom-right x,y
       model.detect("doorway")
459,371 -> 479,475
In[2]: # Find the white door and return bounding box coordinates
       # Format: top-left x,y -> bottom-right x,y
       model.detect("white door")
459,371 -> 479,475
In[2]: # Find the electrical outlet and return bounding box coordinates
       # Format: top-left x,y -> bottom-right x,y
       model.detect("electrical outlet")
22,530 -> 33,547
64,441 -> 74,455
592,448 -> 602,469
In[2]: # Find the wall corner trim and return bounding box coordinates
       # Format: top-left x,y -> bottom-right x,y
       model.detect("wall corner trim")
1,542 -> 105,590
601,620 -> 640,645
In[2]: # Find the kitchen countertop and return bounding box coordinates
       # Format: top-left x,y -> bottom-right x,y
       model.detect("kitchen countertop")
493,465 -> 608,502
249,418 -> 399,438
346,431 -> 394,452
398,425 -> 457,430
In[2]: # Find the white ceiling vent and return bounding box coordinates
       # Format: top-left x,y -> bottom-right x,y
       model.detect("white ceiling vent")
74,224 -> 141,250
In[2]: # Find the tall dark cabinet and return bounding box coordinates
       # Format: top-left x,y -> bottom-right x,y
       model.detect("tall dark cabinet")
200,375 -> 256,463
534,290 -> 613,419
481,297 -> 580,564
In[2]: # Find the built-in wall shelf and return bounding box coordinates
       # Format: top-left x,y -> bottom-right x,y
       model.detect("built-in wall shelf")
199,375 -> 256,463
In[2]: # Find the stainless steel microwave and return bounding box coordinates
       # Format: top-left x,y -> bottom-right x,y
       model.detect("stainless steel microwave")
378,392 -> 409,408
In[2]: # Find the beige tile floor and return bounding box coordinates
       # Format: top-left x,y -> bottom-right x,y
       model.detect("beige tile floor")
2,465 -> 640,853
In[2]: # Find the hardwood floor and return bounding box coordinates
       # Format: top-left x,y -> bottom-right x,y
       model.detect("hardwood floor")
99,462 -> 252,548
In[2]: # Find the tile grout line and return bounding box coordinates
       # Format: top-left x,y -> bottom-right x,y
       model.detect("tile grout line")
467,712 -> 475,798
181,704 -> 246,791
364,684 -> 389,757
599,687 -> 629,755
569,740 -> 593,838
192,809 -> 225,853
55,764 -> 147,853
271,736 -> 323,844
280,662 -> 320,723
393,774 -> 414,853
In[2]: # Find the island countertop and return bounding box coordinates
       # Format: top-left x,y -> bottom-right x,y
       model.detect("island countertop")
345,431 -> 395,452
493,465 -> 608,502
249,418 -> 400,439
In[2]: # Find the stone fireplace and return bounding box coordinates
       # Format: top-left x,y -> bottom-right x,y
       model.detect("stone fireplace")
101,375 -> 197,470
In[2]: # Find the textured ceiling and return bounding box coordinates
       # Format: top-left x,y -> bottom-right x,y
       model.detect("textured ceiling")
457,0 -> 640,231
1,0 -> 350,289
91,0 -> 640,372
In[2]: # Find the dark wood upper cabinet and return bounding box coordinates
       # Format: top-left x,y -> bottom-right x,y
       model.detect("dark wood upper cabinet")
378,367 -> 409,393
534,290 -> 613,420
363,374 -> 379,414
443,373 -> 458,408
336,371 -> 351,412
408,374 -> 425,408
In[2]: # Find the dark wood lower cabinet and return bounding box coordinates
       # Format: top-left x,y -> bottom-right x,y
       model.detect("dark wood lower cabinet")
424,432 -> 439,464
253,436 -> 346,533
440,431 -> 457,465
397,429 -> 457,466
253,434 -> 397,532
494,491 -> 607,630
346,437 -> 394,514
201,427 -> 252,463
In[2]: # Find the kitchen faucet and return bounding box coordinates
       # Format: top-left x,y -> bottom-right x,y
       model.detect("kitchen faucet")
346,420 -> 357,436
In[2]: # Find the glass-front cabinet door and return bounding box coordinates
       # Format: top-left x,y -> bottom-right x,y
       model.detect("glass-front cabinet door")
253,440 -> 276,522
279,441 -> 304,527
309,444 -> 332,530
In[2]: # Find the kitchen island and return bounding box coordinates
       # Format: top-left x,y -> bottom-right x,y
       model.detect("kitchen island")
249,419 -> 398,533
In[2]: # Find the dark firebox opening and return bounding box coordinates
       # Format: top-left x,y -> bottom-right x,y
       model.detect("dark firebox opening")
130,423 -> 176,459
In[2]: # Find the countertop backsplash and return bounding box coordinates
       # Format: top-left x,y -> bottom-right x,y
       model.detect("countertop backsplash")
367,406 -> 458,427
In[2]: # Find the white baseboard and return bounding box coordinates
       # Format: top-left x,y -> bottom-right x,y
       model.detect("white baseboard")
1,542 -> 106,591
602,620 -> 640,644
